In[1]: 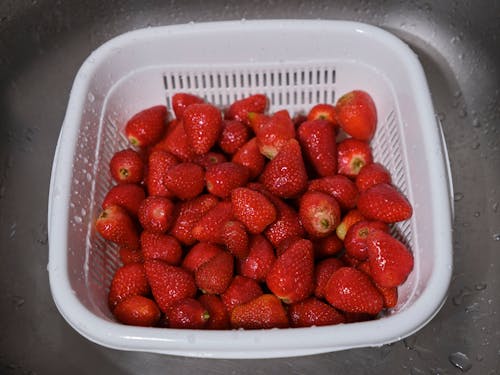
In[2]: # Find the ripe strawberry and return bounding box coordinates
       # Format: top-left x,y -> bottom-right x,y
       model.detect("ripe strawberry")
96,205 -> 139,249
307,103 -> 338,125
164,162 -> 205,200
119,247 -> 144,264
221,275 -> 263,313
266,238 -> 314,304
198,294 -> 230,330
299,191 -> 341,239
144,150 -> 179,198
356,162 -> 392,191
230,294 -> 289,329
308,175 -> 359,211
366,230 -> 414,287
108,263 -> 149,309
297,119 -> 337,177
192,201 -> 233,243
274,235 -> 302,257
313,234 -> 344,259
357,261 -> 398,308
344,220 -> 389,260
336,90 -> 377,141
288,297 -> 345,328
339,252 -> 363,268
231,187 -> 277,234
144,260 -> 197,313
335,208 -> 365,241
155,119 -> 197,162
337,138 -> 373,178
357,183 -> 413,223
109,149 -> 144,184
260,139 -> 308,198
113,295 -> 160,327
324,267 -> 383,314
182,243 -> 224,273
102,183 -> 146,216
226,94 -> 268,124
140,231 -> 182,265
166,298 -> 210,329
193,151 -> 227,169
237,235 -> 276,282
195,251 -> 234,295
138,196 -> 175,233
314,257 -> 345,299
218,120 -> 251,155
171,93 -> 204,119
125,105 -> 167,147
183,103 -> 223,155
256,109 -> 295,159
232,137 -> 266,179
221,220 -> 249,259
205,162 -> 250,198
247,112 -> 270,133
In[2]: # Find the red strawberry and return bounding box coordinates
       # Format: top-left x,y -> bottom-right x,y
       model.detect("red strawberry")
102,183 -> 146,216
226,94 -> 268,124
314,258 -> 345,299
182,243 -> 224,273
221,220 -> 249,259
288,297 -> 345,328
232,137 -> 266,179
324,267 -> 383,314
109,149 -> 144,184
366,230 -> 414,287
221,275 -> 263,313
262,195 -> 305,248
356,162 -> 392,191
256,109 -> 295,159
96,205 -> 139,249
336,90 -> 377,141
166,298 -> 210,329
125,105 -> 167,147
137,196 -> 175,233
193,152 -> 227,169
299,191 -> 341,239
237,235 -> 276,282
357,261 -> 398,308
231,187 -> 277,234
357,183 -> 413,223
163,162 -> 205,200
195,251 -> 234,295
344,220 -> 389,260
337,138 -> 373,179
119,247 -> 144,264
171,93 -> 204,119
198,294 -> 230,330
274,235 -> 302,257
113,295 -> 160,327
335,208 -> 365,241
205,162 -> 250,198
218,120 -> 251,155
260,139 -> 308,198
266,238 -> 314,304
247,112 -> 270,133
308,175 -> 359,211
183,103 -> 222,155
108,263 -> 149,309
144,150 -> 179,198
307,103 -> 338,125
140,231 -> 182,265
313,234 -> 344,259
297,119 -> 337,177
155,119 -> 197,162
144,260 -> 197,313
192,201 -> 233,243
339,252 -> 363,268
230,294 -> 289,329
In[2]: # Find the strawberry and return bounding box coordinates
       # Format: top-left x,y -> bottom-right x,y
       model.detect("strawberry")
288,297 -> 345,328
166,298 -> 210,329
232,137 -> 266,179
109,149 -> 144,184
335,208 -> 365,241
314,258 -> 345,299
313,233 -> 344,259
119,247 -> 144,264
324,267 -> 383,315
155,119 -> 197,162
307,103 -> 338,125
140,231 -> 182,265
171,93 -> 204,119
113,295 -> 160,327
356,162 -> 392,191
366,230 -> 414,287
169,194 -> 219,245
230,294 -> 289,329
344,220 -> 389,260
299,191 -> 341,239
221,275 -> 263,313
192,201 -> 233,243
357,183 -> 413,223
198,294 -> 230,330
102,183 -> 146,216
218,120 -> 251,155
144,260 -> 197,313
125,105 -> 167,147
308,175 -> 359,211
337,138 -> 373,178
297,119 -> 337,177
163,162 -> 205,200
144,150 -> 179,198
221,220 -> 249,259
339,252 -> 363,268
266,238 -> 314,304
336,90 -> 377,141
193,151 -> 227,169
205,162 -> 250,198
225,94 -> 268,124
260,139 -> 308,198
293,113 -> 308,128
274,235 -> 302,257
357,261 -> 398,308
96,205 -> 139,249
108,263 -> 149,309
247,112 -> 270,133
237,234 -> 276,282
182,243 -> 224,273
231,187 -> 277,234
256,109 -> 295,159
137,196 -> 175,233
183,103 -> 223,155
195,251 -> 234,295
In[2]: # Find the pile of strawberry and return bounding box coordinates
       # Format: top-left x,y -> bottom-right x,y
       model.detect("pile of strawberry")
95,90 -> 414,330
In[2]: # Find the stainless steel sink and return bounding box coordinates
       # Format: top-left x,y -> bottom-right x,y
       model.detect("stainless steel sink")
1,0 -> 499,373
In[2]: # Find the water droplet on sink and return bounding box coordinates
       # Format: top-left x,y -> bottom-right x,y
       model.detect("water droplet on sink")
473,211 -> 480,217
474,283 -> 487,291
472,118 -> 481,127
493,233 -> 500,241
448,352 -> 472,372
410,367 -> 425,375
459,108 -> 468,118
452,287 -> 472,305
454,192 -> 464,201
465,302 -> 480,313
471,142 -> 480,150
492,202 -> 499,212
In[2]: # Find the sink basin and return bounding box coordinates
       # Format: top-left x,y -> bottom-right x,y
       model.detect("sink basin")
0,0 -> 498,373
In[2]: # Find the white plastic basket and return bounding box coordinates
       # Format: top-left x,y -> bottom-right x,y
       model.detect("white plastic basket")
48,20 -> 453,358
